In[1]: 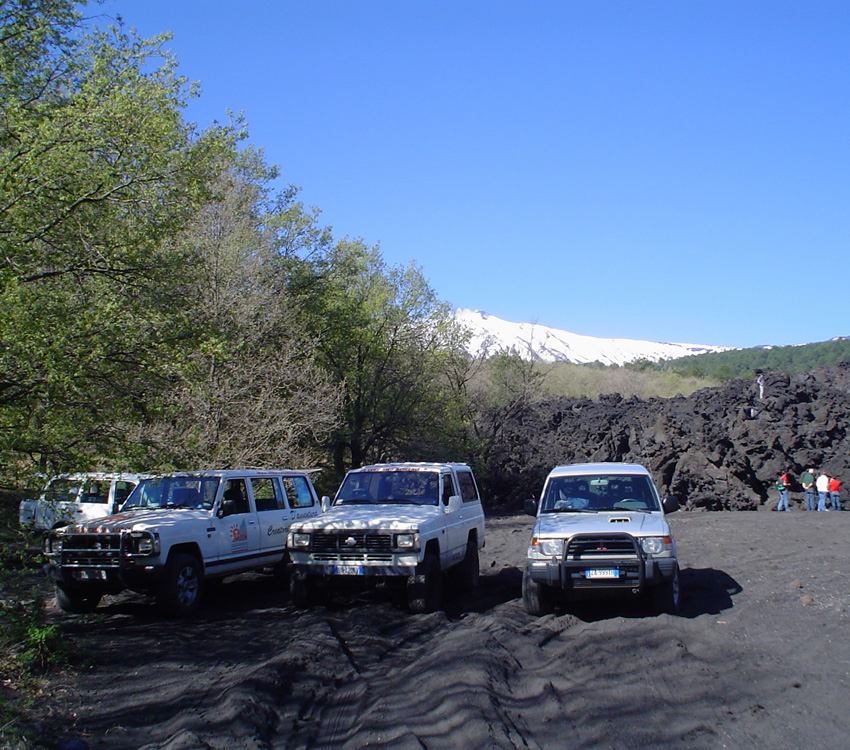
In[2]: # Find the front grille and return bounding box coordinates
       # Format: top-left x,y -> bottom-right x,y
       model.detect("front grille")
60,533 -> 123,568
566,534 -> 639,559
313,531 -> 394,553
312,552 -> 394,563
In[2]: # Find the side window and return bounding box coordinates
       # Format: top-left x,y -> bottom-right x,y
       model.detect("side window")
81,480 -> 108,504
441,474 -> 456,505
456,471 -> 480,503
251,478 -> 285,512
221,479 -> 250,516
282,476 -> 315,508
113,481 -> 136,507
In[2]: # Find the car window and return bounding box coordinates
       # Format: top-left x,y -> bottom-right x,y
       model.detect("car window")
442,474 -> 456,505
541,474 -> 658,513
80,480 -> 108,504
252,478 -> 285,512
113,481 -> 136,507
456,471 -> 479,503
282,476 -> 315,508
221,479 -> 250,515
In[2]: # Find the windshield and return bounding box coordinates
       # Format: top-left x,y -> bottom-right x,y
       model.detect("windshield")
122,477 -> 219,510
336,470 -> 440,506
540,473 -> 660,513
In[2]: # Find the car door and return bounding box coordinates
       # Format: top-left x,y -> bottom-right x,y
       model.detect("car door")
75,478 -> 113,525
280,475 -> 321,524
214,477 -> 261,572
442,471 -> 466,563
250,476 -> 291,556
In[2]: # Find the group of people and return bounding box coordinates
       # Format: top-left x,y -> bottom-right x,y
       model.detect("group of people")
776,469 -> 842,512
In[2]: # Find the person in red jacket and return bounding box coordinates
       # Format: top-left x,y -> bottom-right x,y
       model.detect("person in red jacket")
828,476 -> 842,511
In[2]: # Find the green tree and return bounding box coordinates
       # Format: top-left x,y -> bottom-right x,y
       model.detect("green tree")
134,152 -> 341,470
289,240 -> 469,476
0,2 -> 232,475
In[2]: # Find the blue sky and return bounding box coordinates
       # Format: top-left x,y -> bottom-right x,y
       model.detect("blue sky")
102,0 -> 849,348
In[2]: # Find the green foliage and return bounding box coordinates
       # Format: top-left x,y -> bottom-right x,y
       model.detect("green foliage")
288,240 -> 471,475
668,338 -> 850,380
0,5 -> 236,475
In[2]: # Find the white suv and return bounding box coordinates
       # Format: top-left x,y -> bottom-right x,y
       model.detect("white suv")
44,470 -> 322,615
19,473 -> 142,531
287,462 -> 485,613
523,463 -> 680,616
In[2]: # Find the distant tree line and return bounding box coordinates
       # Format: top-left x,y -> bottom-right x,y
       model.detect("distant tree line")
662,339 -> 850,380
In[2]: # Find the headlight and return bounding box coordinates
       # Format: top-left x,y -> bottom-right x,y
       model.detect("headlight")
394,532 -> 419,550
130,531 -> 159,555
531,537 -> 564,557
289,532 -> 311,548
640,536 -> 671,555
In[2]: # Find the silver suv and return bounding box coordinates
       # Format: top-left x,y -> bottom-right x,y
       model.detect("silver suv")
522,463 -> 680,616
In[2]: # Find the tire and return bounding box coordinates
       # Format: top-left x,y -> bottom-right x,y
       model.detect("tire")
289,571 -> 314,608
522,566 -> 554,616
156,553 -> 203,616
55,584 -> 101,614
451,539 -> 480,591
651,564 -> 680,615
407,552 -> 443,614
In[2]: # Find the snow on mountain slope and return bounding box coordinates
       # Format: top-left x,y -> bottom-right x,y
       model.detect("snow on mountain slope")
455,309 -> 732,366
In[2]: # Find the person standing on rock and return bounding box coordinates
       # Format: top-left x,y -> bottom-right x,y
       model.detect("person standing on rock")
757,373 -> 765,399
816,470 -> 830,511
828,475 -> 842,511
802,468 -> 816,511
776,470 -> 790,511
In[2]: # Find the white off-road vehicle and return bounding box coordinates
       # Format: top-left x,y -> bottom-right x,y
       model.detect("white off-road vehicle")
19,473 -> 143,532
286,462 -> 485,613
44,470 -> 322,615
522,463 -> 680,616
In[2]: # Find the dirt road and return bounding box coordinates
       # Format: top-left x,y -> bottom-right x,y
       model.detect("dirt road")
47,511 -> 850,749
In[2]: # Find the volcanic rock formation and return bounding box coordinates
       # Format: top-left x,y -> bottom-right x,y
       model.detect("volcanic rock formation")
481,362 -> 850,510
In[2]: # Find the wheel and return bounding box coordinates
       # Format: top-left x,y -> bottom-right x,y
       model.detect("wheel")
156,553 -> 203,616
522,567 -> 554,616
289,571 -> 314,607
651,564 -> 680,615
407,553 -> 443,614
451,539 -> 480,591
55,584 -> 101,614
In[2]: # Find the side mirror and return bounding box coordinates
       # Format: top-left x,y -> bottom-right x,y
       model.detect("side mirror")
523,498 -> 539,517
445,494 -> 463,513
320,495 -> 331,512
662,495 -> 680,514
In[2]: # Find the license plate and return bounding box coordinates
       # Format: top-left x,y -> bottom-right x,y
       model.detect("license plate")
586,568 -> 619,579
333,565 -> 363,575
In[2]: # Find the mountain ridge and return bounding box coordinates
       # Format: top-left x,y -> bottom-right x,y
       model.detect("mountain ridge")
455,308 -> 732,366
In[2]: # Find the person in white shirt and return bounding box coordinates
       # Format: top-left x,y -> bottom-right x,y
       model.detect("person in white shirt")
816,471 -> 830,511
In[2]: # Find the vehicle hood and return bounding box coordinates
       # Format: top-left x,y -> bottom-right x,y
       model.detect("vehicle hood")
63,509 -> 211,533
534,511 -> 669,538
291,504 -> 442,532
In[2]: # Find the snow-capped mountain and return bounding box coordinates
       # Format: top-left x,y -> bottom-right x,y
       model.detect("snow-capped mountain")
455,309 -> 732,366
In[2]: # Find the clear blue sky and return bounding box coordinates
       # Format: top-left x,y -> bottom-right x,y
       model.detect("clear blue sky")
102,0 -> 849,348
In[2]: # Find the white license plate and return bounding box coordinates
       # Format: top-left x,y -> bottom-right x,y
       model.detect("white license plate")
586,568 -> 619,579
334,565 -> 363,575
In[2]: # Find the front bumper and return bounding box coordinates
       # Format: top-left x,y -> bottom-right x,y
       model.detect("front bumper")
44,531 -> 166,594
526,533 -> 677,595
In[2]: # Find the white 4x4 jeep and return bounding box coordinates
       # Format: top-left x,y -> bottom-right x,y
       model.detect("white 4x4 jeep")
523,463 -> 680,616
44,470 -> 322,615
20,473 -> 143,531
286,462 -> 485,613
